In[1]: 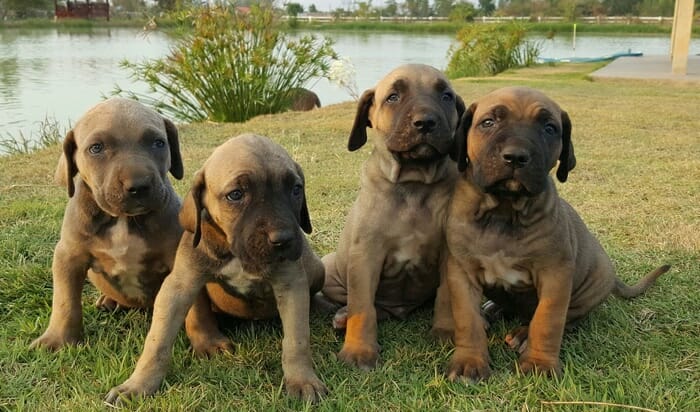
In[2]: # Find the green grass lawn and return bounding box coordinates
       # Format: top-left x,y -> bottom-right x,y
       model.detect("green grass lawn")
1,63 -> 698,411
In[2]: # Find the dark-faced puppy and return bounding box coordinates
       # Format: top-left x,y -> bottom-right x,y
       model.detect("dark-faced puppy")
444,86 -> 669,381
30,97 -> 183,350
106,134 -> 326,404
321,64 -> 466,370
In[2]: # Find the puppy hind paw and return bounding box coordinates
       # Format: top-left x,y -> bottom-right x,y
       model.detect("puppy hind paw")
95,295 -> 125,312
517,355 -> 562,377
505,326 -> 529,354
332,306 -> 348,330
311,292 -> 342,314
190,336 -> 235,358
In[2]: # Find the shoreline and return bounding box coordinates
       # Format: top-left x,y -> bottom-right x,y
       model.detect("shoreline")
1,17 -> 699,36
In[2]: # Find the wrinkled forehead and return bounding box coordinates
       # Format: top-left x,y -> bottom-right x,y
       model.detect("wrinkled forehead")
73,99 -> 164,140
374,65 -> 451,97
475,87 -> 562,120
203,136 -> 300,186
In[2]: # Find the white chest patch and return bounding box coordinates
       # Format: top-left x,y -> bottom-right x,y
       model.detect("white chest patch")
216,259 -> 263,296
96,218 -> 148,301
477,251 -> 532,290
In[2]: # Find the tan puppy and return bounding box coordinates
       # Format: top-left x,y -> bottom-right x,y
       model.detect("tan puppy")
321,64 -> 465,369
30,97 -> 183,350
105,134 -> 326,404
444,86 -> 670,380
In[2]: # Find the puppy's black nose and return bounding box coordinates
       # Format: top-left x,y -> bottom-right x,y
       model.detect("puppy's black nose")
124,178 -> 151,198
413,113 -> 437,133
268,229 -> 295,249
502,146 -> 531,168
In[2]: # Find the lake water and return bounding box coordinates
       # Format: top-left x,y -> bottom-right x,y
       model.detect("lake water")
1,27 -> 699,145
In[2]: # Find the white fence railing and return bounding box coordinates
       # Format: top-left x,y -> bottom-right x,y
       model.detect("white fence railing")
283,15 -> 688,25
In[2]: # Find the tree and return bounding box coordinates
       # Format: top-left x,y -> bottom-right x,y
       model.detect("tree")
354,1 -> 374,18
308,4 -> 317,13
156,0 -> 195,12
381,0 -> 398,16
285,2 -> 303,16
404,0 -> 430,17
603,0 -> 641,15
0,0 -> 51,18
113,0 -> 147,13
433,0 -> 454,17
449,2 -> 476,21
477,0 -> 495,16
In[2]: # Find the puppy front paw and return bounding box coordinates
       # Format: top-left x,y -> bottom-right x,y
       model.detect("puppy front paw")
30,329 -> 83,351
285,372 -> 328,403
338,341 -> 379,370
429,327 -> 454,343
104,379 -> 159,406
517,354 -> 562,377
446,353 -> 491,383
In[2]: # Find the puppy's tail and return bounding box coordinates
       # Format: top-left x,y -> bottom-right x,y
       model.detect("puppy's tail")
613,264 -> 670,299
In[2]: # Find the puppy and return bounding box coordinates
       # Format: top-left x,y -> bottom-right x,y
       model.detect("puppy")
321,64 -> 465,369
444,86 -> 670,380
30,97 -> 183,350
105,134 -> 326,403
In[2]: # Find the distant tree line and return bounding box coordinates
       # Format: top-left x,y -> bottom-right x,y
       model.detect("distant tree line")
1,0 -> 697,21
295,0 -> 694,20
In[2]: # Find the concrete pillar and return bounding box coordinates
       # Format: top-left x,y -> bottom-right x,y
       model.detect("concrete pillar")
671,0 -> 695,75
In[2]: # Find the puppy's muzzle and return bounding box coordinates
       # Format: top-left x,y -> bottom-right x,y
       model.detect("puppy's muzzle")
267,228 -> 299,258
123,175 -> 153,199
501,145 -> 531,169
237,222 -> 303,274
412,112 -> 437,134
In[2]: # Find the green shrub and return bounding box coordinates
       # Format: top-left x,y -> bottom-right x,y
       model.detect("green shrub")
445,23 -> 541,78
113,4 -> 337,123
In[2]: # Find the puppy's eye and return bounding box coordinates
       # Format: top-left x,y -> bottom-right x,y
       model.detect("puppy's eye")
152,139 -> 166,149
386,93 -> 399,103
225,189 -> 244,202
544,123 -> 557,135
441,92 -> 453,102
292,184 -> 303,197
88,143 -> 103,155
480,119 -> 495,128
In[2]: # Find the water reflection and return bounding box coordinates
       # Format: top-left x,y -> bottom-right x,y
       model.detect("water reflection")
0,27 -> 698,147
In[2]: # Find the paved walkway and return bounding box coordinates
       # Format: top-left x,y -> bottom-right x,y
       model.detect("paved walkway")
590,55 -> 700,83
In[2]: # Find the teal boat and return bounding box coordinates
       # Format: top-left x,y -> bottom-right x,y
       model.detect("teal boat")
538,50 -> 643,63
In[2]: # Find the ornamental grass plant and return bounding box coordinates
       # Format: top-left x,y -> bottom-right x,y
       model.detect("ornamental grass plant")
446,23 -> 541,78
113,4 -> 336,122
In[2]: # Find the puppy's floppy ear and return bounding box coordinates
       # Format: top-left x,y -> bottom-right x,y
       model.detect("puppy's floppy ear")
455,94 -> 466,119
348,88 -> 375,151
294,163 -> 313,234
164,118 -> 184,180
61,130 -> 79,197
179,170 -> 205,247
450,103 -> 475,172
556,110 -> 576,183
